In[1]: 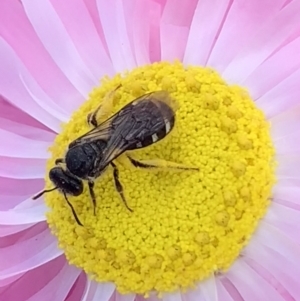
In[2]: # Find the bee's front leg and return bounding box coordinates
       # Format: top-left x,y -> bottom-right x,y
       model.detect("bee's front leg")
55,158 -> 65,165
88,180 -> 97,215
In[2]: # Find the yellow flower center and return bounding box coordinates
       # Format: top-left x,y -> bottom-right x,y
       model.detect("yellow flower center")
45,61 -> 275,296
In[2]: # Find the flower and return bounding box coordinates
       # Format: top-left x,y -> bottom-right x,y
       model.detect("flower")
1,0 -> 300,300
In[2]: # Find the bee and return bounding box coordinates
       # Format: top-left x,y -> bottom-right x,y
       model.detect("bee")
33,87 -> 198,225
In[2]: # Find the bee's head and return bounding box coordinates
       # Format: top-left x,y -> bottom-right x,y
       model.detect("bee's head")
49,167 -> 83,196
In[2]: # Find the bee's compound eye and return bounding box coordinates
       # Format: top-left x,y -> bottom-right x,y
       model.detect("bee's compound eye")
49,167 -> 83,196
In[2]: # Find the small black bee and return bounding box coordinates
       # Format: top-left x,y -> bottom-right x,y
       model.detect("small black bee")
33,89 -> 198,225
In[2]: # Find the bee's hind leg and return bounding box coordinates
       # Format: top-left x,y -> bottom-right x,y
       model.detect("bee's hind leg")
111,162 -> 133,212
127,155 -> 199,171
87,84 -> 121,127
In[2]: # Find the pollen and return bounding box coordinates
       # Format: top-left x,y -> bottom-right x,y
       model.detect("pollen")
45,61 -> 276,296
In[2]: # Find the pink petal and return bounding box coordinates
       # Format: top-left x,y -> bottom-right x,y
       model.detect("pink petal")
215,277 -> 237,301
87,282 -> 115,301
225,259 -> 285,301
220,277 -> 244,301
272,185 -> 300,207
222,0 -> 300,84
184,0 -> 232,66
254,221 -> 300,267
0,224 -> 62,279
0,129 -> 50,159
244,240 -> 299,300
162,292 -> 182,301
22,0 -> 97,96
0,0 -> 84,113
160,0 -> 198,61
0,178 -> 43,197
0,224 -> 35,237
206,0 -> 285,71
64,272 -> 87,301
0,157 -> 46,179
50,0 -> 114,81
126,0 -> 161,65
184,276 -> 218,301
264,202 -> 300,244
0,96 -> 51,133
255,69 -> 300,118
0,256 -> 66,301
115,292 -> 136,301
243,36 -> 300,100
0,38 -> 63,131
0,117 -> 55,142
0,273 -> 24,288
0,201 -> 46,225
96,0 -> 136,71
276,154 -> 300,179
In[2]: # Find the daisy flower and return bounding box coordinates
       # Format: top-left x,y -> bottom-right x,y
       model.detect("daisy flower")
1,0 -> 300,300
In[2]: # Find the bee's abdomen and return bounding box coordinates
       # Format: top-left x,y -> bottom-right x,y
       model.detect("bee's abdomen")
132,115 -> 175,149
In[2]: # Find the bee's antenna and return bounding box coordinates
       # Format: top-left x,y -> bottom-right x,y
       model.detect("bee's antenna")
63,192 -> 83,226
32,187 -> 58,200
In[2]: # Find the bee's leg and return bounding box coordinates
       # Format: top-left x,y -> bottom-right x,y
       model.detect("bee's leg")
127,155 -> 199,171
63,192 -> 83,226
55,158 -> 65,165
87,84 -> 121,127
88,181 -> 97,215
111,162 -> 133,212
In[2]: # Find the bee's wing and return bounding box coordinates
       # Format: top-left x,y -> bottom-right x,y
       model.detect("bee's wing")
68,119 -> 113,148
98,90 -> 178,167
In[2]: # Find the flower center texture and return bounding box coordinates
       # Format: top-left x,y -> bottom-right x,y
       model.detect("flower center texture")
45,61 -> 276,296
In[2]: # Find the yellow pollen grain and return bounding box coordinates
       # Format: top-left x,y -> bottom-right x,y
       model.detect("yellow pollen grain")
45,61 -> 276,296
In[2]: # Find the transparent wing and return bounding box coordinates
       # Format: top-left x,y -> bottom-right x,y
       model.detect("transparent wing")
98,90 -> 178,168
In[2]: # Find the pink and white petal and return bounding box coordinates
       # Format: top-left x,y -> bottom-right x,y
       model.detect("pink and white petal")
244,239 -> 299,300
276,154 -> 300,180
0,157 -> 46,180
207,0 -> 285,72
160,0 -> 198,62
62,271 -> 87,301
254,221 -> 300,268
0,118 -> 55,142
224,259 -> 285,301
0,39 -> 63,132
220,277 -> 244,301
243,36 -> 300,100
50,0 -> 114,81
0,201 -> 46,225
22,0 -> 97,96
215,277 -> 237,301
82,282 -> 115,301
0,256 -> 66,301
264,202 -> 300,244
0,97 -> 51,133
162,292 -> 182,301
115,292 -> 136,301
96,0 -> 137,72
270,105 -> 300,138
0,273 -> 24,288
0,178 -> 43,197
0,129 -> 51,159
255,69 -> 300,119
129,0 -> 161,65
0,224 -> 35,237
183,0 -> 232,66
0,0 -> 84,112
272,185 -> 300,207
0,224 -> 62,280
222,0 -> 300,84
